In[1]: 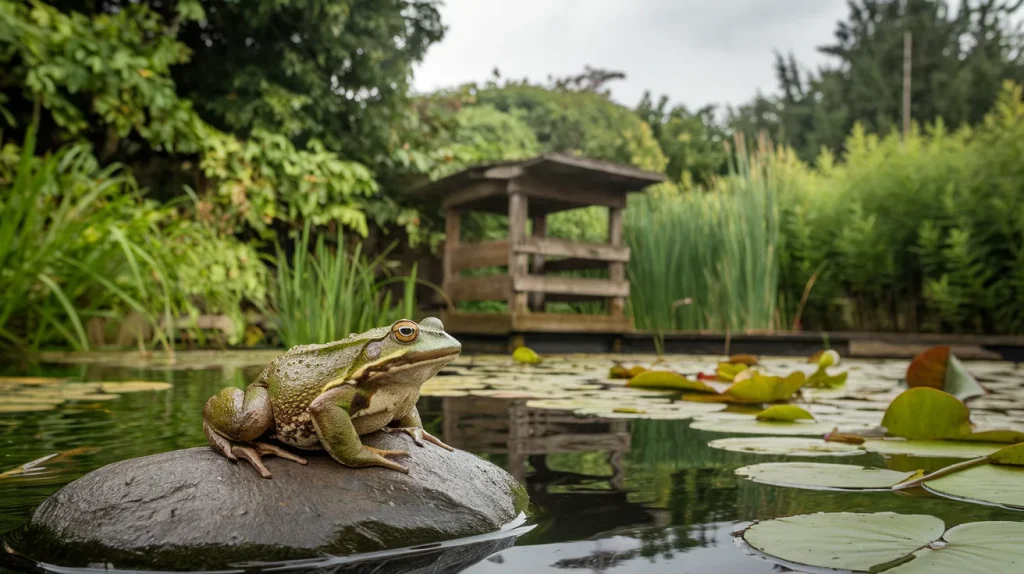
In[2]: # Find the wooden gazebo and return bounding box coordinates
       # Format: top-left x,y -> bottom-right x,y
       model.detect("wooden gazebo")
411,153 -> 665,335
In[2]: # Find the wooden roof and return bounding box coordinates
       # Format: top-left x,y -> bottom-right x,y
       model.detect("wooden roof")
408,153 -> 666,201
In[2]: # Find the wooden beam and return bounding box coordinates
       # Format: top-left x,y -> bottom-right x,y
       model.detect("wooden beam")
440,311 -> 513,335
442,209 -> 461,308
513,275 -> 630,298
441,180 -> 506,210
529,214 -> 547,311
515,238 -> 630,262
540,258 -> 608,273
608,206 -> 625,318
510,177 -> 626,209
446,275 -> 511,302
508,190 -> 529,313
450,240 -> 509,272
512,312 -> 633,334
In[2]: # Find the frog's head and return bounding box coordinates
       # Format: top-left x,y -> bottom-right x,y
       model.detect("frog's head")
348,317 -> 461,387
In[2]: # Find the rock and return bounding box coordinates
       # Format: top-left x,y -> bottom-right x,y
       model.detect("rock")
4,432 -> 529,572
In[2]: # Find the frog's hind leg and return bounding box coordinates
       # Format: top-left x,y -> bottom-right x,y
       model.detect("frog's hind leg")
203,386 -> 307,478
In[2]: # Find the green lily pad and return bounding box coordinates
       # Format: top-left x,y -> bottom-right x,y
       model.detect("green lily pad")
736,462 -> 920,491
863,439 -> 1005,459
882,388 -> 973,440
726,371 -> 808,403
755,405 -> 815,422
96,381 -> 173,393
717,362 -> 748,381
742,512 -> 946,572
923,464 -> 1024,510
690,418 -> 843,436
627,371 -> 721,393
990,442 -> 1024,465
805,367 -> 848,389
888,521 -> 1024,573
708,437 -> 865,457
961,429 -> 1024,444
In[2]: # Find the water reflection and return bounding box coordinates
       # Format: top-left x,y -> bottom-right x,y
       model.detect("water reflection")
2,358 -> 1023,573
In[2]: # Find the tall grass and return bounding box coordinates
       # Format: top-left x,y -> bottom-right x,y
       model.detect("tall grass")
625,135 -> 781,335
268,221 -> 418,347
0,111 -> 176,351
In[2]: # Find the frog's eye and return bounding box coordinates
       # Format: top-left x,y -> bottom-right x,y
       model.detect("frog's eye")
393,320 -> 419,343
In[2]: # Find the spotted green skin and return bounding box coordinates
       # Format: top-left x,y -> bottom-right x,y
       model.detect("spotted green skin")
202,318 -> 461,477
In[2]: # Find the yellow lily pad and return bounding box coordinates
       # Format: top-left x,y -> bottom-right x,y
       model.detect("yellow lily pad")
0,377 -> 69,385
512,346 -> 541,364
97,381 -> 173,393
756,405 -> 815,422
627,371 -> 720,393
716,362 -> 748,381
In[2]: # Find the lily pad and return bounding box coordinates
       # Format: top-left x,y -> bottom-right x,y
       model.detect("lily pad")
707,437 -> 864,457
728,354 -> 759,366
923,464 -> 1024,510
736,462 -> 919,491
0,377 -> 69,385
755,405 -> 815,422
717,362 -> 748,381
627,371 -> 721,393
805,367 -> 848,389
96,381 -> 173,393
863,439 -> 1005,459
726,371 -> 807,403
512,346 -> 540,364
809,349 -> 840,368
888,521 -> 1024,573
906,346 -> 987,401
881,388 -> 973,440
742,512 -> 946,573
691,418 -> 846,436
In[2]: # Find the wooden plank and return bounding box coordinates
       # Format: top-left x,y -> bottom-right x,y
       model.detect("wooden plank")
446,276 -> 511,302
514,275 -> 630,298
849,340 -> 1002,360
511,177 -> 625,209
441,180 -> 506,210
515,238 -> 630,262
508,191 -> 529,313
440,311 -> 513,335
442,209 -> 461,307
512,312 -> 633,333
450,240 -> 509,272
541,258 -> 608,273
608,207 -> 625,318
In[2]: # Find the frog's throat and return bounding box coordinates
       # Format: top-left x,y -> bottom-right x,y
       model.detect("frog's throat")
348,347 -> 460,384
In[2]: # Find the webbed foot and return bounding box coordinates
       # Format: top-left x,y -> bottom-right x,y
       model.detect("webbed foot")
383,426 -> 455,452
204,420 -> 307,479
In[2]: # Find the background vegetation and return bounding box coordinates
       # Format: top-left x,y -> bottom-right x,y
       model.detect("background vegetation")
2,0 -> 1023,351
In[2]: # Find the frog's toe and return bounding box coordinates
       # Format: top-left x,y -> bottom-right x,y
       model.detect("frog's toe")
365,445 -> 409,458
253,441 -> 308,465
420,430 -> 455,452
231,445 -> 273,479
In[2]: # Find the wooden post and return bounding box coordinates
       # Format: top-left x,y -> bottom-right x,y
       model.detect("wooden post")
442,208 -> 461,309
508,189 -> 529,314
528,214 -> 547,311
608,206 -> 625,317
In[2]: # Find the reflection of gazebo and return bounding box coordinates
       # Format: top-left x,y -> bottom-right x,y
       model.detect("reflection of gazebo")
410,153 -> 664,335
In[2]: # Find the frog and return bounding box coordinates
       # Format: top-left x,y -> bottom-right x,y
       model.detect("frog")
202,317 -> 461,478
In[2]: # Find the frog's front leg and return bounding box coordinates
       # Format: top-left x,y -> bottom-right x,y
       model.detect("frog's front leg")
383,405 -> 455,452
309,385 -> 411,474
203,385 -> 307,478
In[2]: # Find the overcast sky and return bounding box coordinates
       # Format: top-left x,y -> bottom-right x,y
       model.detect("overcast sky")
413,0 -> 850,110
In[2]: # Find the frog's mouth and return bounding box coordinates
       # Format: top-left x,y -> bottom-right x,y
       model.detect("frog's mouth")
356,348 -> 460,383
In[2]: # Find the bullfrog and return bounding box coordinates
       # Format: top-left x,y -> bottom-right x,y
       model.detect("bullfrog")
202,317 -> 461,478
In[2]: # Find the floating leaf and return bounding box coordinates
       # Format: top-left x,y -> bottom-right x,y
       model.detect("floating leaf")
716,362 -> 748,381
97,381 -> 173,393
825,428 -> 867,445
725,371 -> 807,403
512,347 -> 540,364
755,405 -> 815,422
864,439 -> 1005,459
989,442 -> 1024,465
881,388 -> 973,440
906,346 -> 986,401
805,367 -> 848,389
888,521 -> 1024,573
628,366 -> 647,377
707,437 -> 864,457
808,349 -> 840,368
0,403 -> 58,413
923,464 -> 1024,510
728,354 -> 759,366
0,377 -> 69,385
627,371 -> 720,393
691,418 -> 845,436
609,365 -> 631,379
961,429 -> 1024,444
742,512 -> 946,573
736,462 -> 919,491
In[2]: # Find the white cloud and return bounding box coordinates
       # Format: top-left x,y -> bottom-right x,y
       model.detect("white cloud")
412,0 -> 849,109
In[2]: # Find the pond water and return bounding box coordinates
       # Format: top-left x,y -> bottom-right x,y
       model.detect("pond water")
1,352 -> 1022,573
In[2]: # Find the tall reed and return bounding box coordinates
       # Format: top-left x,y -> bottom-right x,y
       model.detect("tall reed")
625,135 -> 780,334
268,221 -> 418,347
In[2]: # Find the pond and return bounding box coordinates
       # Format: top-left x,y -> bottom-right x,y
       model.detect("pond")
1,352 -> 1022,573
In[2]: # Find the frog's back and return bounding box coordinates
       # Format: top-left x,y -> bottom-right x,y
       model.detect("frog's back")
260,339 -> 364,448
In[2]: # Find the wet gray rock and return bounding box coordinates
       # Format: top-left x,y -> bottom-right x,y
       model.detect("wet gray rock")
8,432 -> 528,571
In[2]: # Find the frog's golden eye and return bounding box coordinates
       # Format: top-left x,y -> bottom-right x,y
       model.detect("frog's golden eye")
393,320 -> 419,343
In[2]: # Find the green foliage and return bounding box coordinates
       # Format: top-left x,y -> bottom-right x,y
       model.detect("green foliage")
636,92 -> 730,187
625,137 -> 781,333
267,221 -> 417,348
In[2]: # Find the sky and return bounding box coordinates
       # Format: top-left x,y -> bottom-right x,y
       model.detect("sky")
412,0 -> 850,110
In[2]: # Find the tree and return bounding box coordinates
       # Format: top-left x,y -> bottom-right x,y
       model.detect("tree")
636,91 -> 729,187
